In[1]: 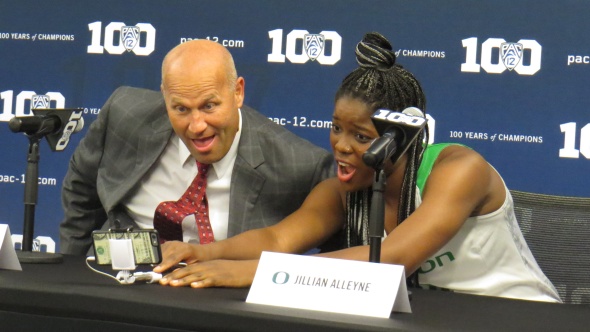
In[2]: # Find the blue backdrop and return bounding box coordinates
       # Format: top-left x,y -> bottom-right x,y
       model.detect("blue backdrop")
1,0 -> 589,251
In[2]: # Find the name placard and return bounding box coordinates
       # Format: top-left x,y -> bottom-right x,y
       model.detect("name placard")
0,224 -> 22,271
246,252 -> 411,318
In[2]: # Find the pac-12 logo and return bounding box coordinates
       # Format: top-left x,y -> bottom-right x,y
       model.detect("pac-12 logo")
501,42 -> 523,70
461,37 -> 542,75
121,26 -> 140,52
268,29 -> 341,65
87,21 -> 156,56
304,34 -> 324,61
31,94 -> 51,109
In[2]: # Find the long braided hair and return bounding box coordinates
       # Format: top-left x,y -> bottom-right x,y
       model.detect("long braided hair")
335,32 -> 428,286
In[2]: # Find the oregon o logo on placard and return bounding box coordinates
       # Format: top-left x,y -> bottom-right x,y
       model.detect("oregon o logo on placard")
461,37 -> 542,75
87,21 -> 156,56
272,271 -> 290,284
268,29 -> 341,65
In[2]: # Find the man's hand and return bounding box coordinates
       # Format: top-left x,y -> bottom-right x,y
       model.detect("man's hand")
153,241 -> 204,274
159,260 -> 258,288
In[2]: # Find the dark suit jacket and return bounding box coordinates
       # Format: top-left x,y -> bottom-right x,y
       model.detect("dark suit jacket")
60,86 -> 334,255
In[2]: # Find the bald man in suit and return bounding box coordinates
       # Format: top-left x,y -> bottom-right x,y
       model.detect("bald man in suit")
60,40 -> 333,255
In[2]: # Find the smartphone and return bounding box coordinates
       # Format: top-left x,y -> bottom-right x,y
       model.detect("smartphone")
92,229 -> 162,265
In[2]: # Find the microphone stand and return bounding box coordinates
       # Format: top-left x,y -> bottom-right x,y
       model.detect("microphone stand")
367,163 -> 412,301
16,134 -> 63,264
368,168 -> 386,263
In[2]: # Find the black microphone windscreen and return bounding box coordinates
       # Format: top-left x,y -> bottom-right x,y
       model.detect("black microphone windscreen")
8,115 -> 61,135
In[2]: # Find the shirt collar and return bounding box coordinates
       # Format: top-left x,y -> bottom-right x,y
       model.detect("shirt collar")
178,108 -> 242,179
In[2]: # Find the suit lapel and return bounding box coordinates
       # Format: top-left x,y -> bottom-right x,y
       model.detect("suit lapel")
227,108 -> 266,236
102,104 -> 172,212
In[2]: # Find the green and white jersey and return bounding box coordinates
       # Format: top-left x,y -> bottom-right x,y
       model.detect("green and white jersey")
410,143 -> 561,302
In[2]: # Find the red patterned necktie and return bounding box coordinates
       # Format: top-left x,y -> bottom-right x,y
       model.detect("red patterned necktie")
153,162 -> 215,244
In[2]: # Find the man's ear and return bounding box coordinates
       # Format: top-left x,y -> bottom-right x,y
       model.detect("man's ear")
234,77 -> 245,108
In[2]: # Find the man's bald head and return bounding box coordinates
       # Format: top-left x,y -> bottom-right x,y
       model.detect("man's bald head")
161,40 -> 238,91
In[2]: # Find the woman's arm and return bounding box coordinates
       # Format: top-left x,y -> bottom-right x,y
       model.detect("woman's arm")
319,145 -> 506,275
158,146 -> 506,287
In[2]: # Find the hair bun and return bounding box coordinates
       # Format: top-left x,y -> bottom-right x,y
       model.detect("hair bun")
355,32 -> 396,71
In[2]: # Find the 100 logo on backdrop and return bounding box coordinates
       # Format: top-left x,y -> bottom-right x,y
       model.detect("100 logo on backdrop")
461,37 -> 542,75
267,29 -> 342,65
87,22 -> 156,56
0,91 -> 65,121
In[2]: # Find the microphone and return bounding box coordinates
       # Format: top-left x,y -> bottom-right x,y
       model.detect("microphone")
8,108 -> 84,151
362,107 -> 427,168
9,115 -> 61,135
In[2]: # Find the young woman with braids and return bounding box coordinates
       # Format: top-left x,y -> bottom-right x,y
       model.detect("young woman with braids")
154,32 -> 561,302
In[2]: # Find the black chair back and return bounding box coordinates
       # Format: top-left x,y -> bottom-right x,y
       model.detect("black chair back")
511,190 -> 590,304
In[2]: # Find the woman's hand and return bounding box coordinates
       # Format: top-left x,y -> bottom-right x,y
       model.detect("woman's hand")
153,241 -> 204,274
159,259 -> 258,288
